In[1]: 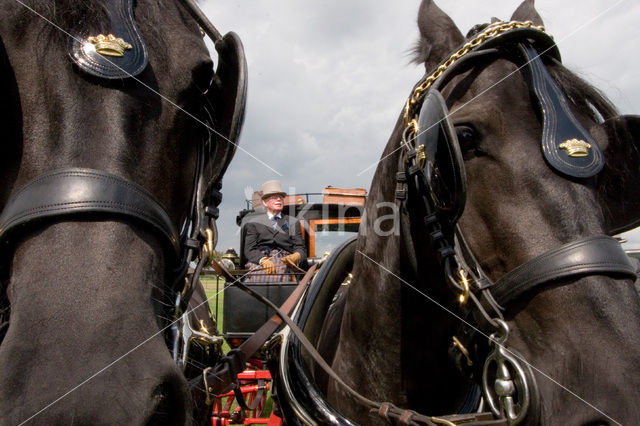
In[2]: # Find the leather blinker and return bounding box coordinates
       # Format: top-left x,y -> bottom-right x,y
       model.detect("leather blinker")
416,89 -> 467,224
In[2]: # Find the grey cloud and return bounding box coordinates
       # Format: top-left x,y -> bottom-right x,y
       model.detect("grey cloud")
203,0 -> 640,252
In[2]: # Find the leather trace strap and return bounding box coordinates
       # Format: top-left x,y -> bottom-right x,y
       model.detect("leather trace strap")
0,168 -> 180,272
200,261 -> 385,415
491,235 -> 637,307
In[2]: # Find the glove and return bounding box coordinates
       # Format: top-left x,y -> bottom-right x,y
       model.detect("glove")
282,252 -> 301,267
259,257 -> 276,274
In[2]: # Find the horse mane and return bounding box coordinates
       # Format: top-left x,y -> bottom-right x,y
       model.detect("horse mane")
547,64 -> 617,122
16,1 -> 109,38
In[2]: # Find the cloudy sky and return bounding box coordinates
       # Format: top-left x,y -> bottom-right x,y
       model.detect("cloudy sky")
199,0 -> 640,253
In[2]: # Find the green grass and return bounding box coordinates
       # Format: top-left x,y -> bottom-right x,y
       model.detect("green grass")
201,276 -> 224,323
201,274 -> 230,353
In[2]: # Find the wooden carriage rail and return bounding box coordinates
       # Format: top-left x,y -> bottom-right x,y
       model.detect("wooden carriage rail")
247,186 -> 367,209
307,217 -> 361,258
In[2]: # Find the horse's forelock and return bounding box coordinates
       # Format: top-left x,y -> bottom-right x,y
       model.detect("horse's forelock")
17,0 -> 109,37
548,63 -> 618,123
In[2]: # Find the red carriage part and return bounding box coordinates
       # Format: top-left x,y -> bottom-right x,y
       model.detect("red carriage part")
211,368 -> 282,426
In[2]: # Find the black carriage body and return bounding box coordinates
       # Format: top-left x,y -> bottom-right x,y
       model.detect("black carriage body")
223,281 -> 298,338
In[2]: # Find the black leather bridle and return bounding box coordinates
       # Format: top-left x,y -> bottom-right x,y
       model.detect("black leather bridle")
396,21 -> 637,424
0,0 -> 247,369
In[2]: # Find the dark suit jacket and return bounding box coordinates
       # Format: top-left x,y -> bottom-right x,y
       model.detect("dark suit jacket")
243,213 -> 306,265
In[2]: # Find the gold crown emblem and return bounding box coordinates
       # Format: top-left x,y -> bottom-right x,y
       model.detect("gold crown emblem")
559,138 -> 591,157
86,34 -> 132,57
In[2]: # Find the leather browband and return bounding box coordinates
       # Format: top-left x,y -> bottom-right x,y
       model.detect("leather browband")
0,168 -> 180,268
491,235 -> 637,307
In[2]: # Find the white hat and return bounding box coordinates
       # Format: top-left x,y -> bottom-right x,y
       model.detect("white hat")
260,180 -> 286,199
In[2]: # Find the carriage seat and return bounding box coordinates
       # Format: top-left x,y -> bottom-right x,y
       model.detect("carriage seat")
236,209 -> 309,268
222,279 -> 300,341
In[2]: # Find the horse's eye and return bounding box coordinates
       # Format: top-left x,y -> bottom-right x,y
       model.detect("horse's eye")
456,125 -> 483,159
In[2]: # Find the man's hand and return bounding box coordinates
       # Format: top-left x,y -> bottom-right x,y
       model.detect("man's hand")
259,257 -> 276,274
282,252 -> 301,267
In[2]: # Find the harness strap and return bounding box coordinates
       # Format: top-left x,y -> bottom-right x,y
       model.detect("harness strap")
491,235 -> 637,307
235,265 -> 316,357
208,261 -> 507,425
374,403 -> 508,426
200,261 -> 389,414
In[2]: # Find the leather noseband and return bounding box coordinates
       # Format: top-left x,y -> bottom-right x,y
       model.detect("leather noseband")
490,235 -> 636,307
0,168 -> 181,278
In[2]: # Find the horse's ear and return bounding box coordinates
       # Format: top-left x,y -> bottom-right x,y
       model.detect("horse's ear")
415,0 -> 464,72
594,116 -> 640,235
510,0 -> 544,26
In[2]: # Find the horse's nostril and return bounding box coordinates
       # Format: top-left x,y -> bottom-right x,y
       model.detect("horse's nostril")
147,382 -> 188,426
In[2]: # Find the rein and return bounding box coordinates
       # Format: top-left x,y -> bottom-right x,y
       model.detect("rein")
208,255 -> 505,426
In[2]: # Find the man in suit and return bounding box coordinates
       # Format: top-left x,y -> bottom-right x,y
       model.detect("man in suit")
243,180 -> 306,281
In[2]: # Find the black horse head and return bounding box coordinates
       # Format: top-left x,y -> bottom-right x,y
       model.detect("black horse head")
0,0 -> 245,424
307,1 -> 640,425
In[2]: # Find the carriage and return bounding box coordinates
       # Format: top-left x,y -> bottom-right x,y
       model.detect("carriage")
1,0 -> 640,425
206,186 -> 365,424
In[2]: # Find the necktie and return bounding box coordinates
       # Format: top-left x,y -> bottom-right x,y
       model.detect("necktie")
271,216 -> 278,229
